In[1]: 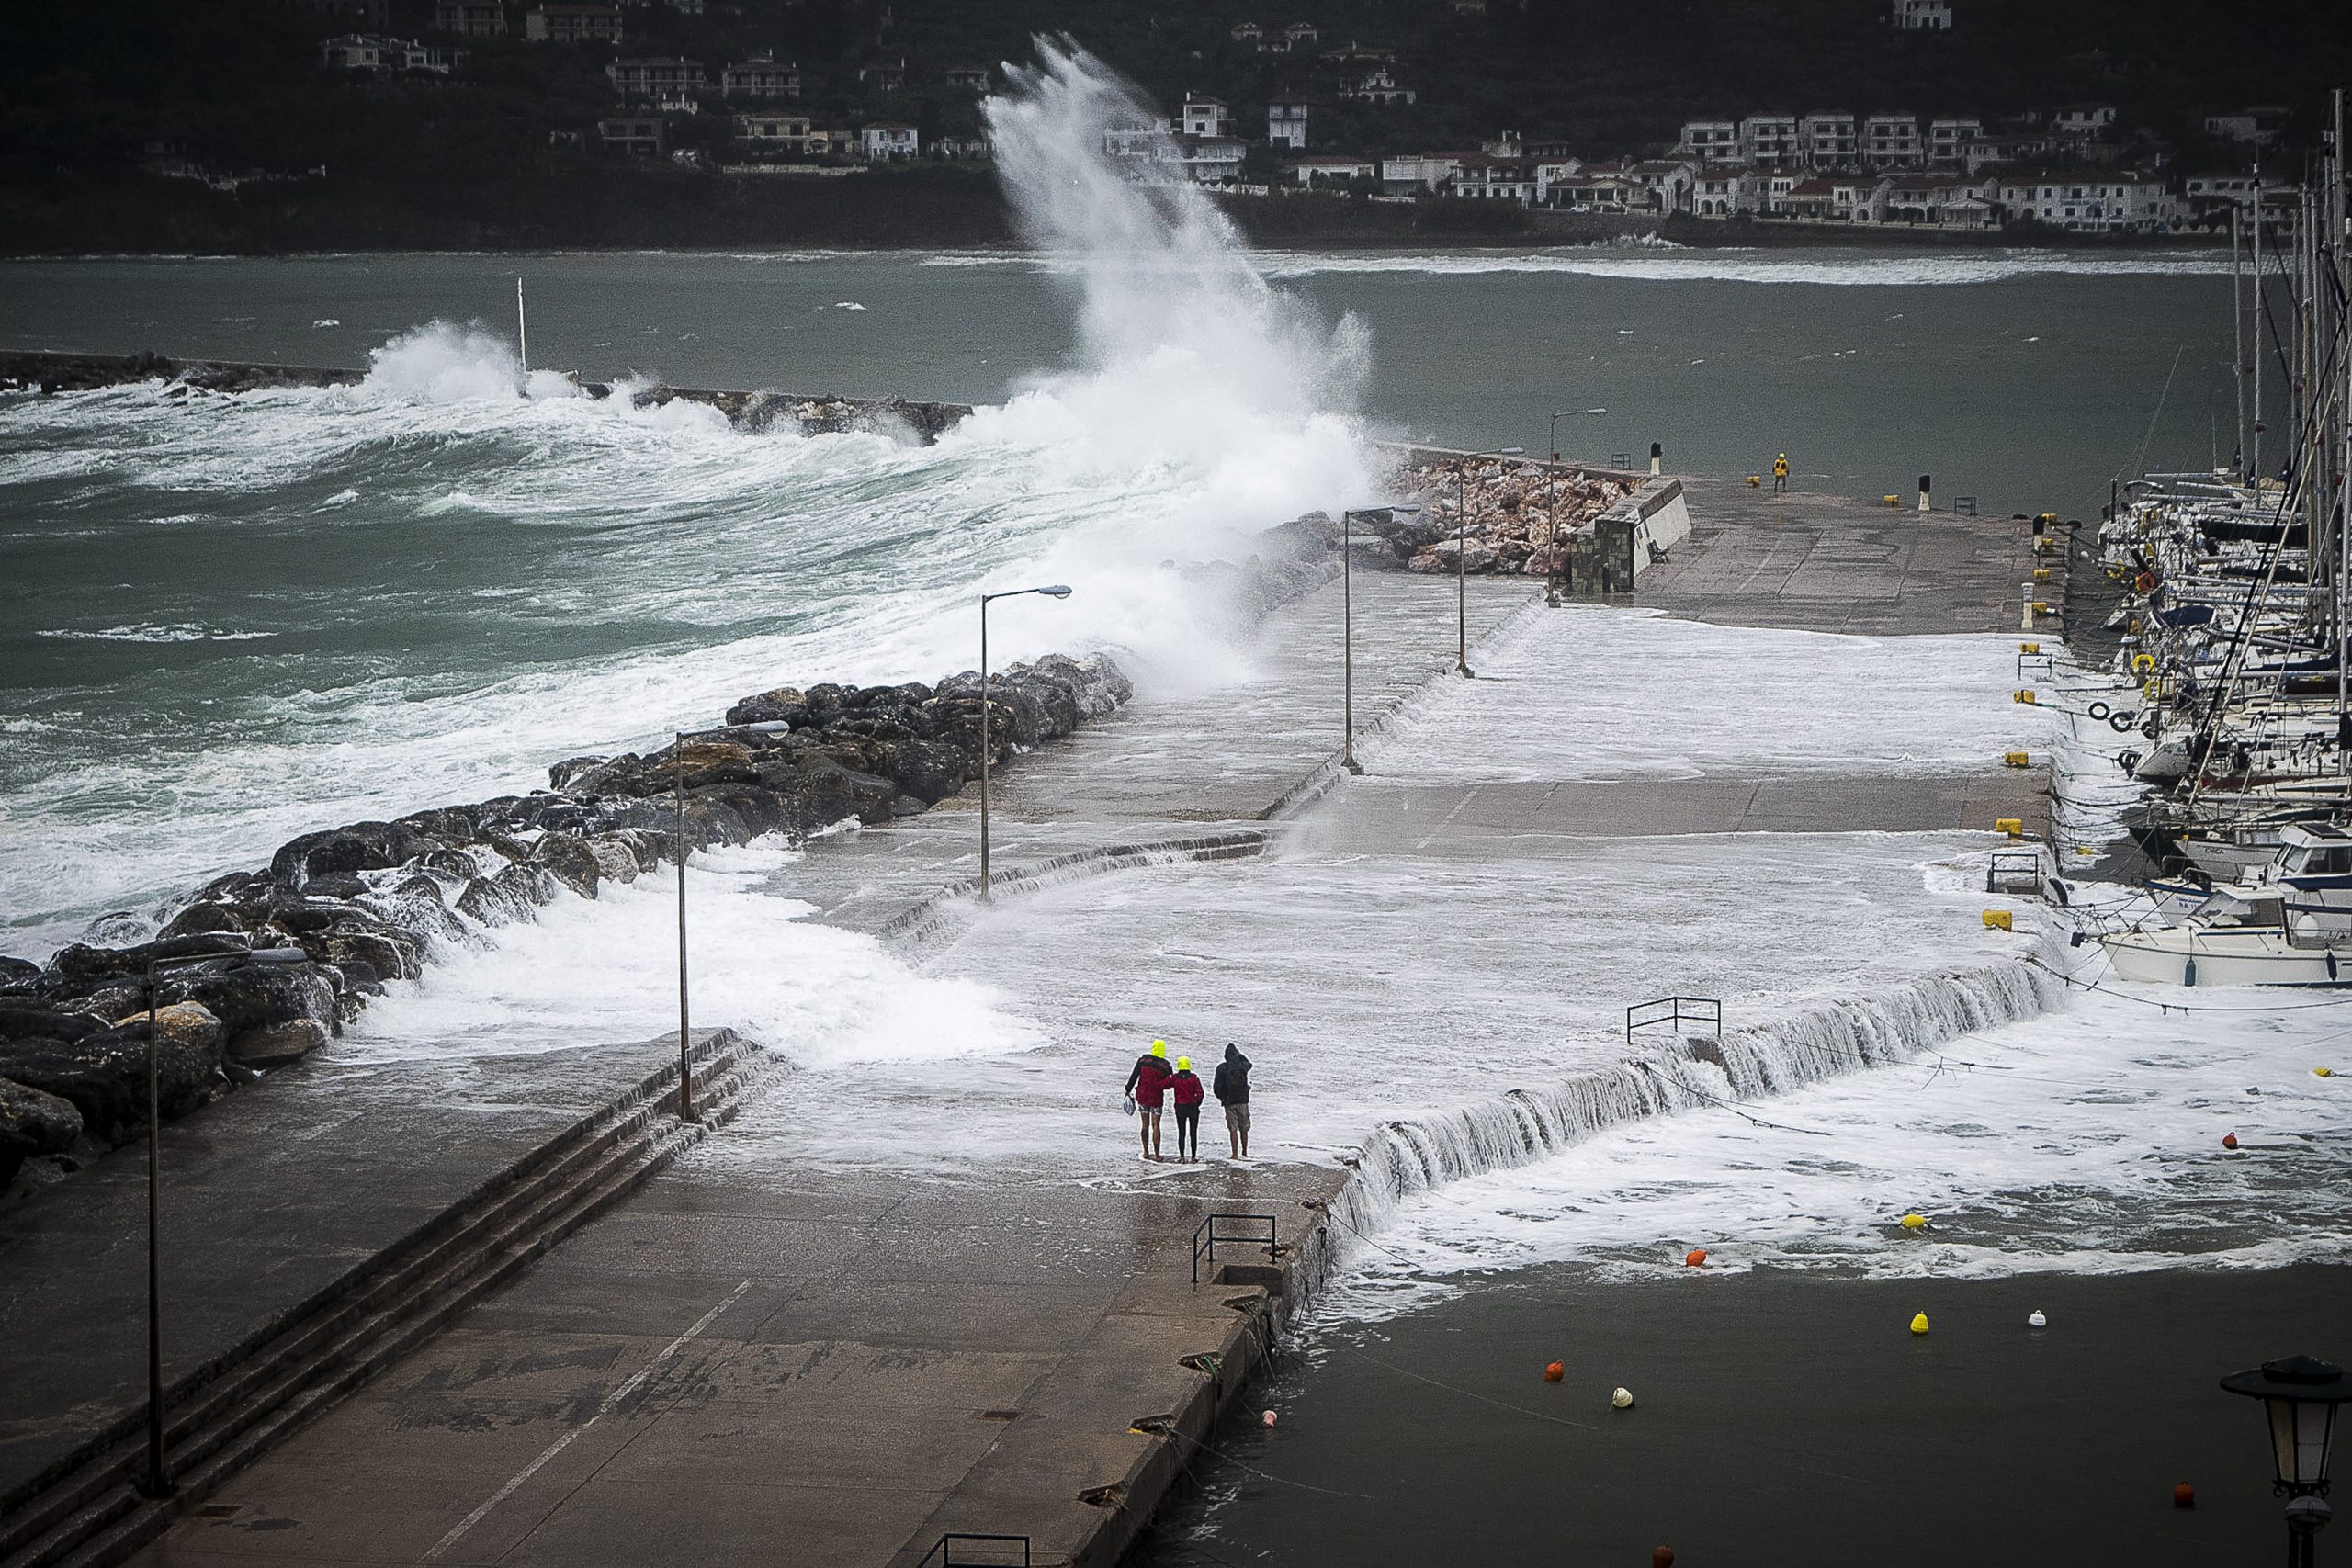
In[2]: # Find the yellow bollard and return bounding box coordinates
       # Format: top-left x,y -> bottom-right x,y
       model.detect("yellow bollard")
2030,601 -> 2050,614
2018,641 -> 2041,654
2013,690 -> 2037,705
1994,818 -> 2024,838
1983,909 -> 2013,931
1883,494 -> 1901,507
2003,751 -> 2030,768
1747,474 -> 1762,487
2032,567 -> 2051,582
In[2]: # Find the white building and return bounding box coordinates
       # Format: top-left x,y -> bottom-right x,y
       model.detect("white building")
1862,114 -> 1922,168
2052,103 -> 2117,140
1382,153 -> 1463,194
2203,107 -> 2290,147
1676,120 -> 1739,161
2182,172 -> 2260,214
1181,96 -> 1232,137
1690,165 -> 1762,217
1342,65 -> 1415,106
1286,155 -> 1377,186
1267,99 -> 1309,151
1801,111 -> 1857,167
1997,173 -> 2173,232
1890,0 -> 1952,28
1170,134 -> 1247,184
1831,175 -> 1894,221
1740,114 -> 1801,169
721,54 -> 798,98
1451,158 -> 1537,202
1927,117 -> 1983,164
859,122 -> 919,161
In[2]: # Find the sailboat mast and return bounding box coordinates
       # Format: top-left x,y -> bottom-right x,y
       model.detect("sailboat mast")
2253,163 -> 2266,487
2233,207 -> 2248,478
516,276 -> 528,372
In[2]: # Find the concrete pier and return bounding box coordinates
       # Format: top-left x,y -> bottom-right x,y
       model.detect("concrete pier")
2,484 -> 2067,1568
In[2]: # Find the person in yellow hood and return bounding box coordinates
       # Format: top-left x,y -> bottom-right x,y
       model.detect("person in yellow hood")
1772,453 -> 1790,492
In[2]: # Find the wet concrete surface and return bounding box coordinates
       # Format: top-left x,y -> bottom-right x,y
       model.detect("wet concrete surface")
109,494 -> 2068,1565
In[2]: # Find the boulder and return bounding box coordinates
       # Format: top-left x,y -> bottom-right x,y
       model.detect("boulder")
0,956 -> 40,997
724,687 -> 809,728
0,1021 -> 221,1145
156,902 -> 248,940
583,834 -> 642,885
890,739 -> 971,804
455,860 -> 560,926
548,755 -> 610,791
531,833 -> 603,897
0,1077 -> 83,1190
106,1001 -> 225,1058
268,821 -> 426,891
791,759 -> 899,829
226,1019 -> 329,1068
164,961 -> 335,1040
0,1003 -> 106,1043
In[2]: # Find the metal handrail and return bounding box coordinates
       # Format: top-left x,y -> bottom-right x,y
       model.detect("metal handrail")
917,1533 -> 1032,1568
1192,1213 -> 1278,1284
1624,995 -> 1722,1048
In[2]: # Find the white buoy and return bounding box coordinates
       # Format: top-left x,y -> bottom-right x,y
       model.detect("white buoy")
2028,1309 -> 2048,1328
1611,1387 -> 1634,1410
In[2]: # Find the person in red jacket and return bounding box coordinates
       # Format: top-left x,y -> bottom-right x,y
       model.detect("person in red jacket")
1124,1039 -> 1171,1161
1168,1055 -> 1206,1163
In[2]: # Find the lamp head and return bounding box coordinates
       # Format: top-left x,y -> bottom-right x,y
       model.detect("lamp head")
1496,446 -> 1526,456
1039,584 -> 1073,598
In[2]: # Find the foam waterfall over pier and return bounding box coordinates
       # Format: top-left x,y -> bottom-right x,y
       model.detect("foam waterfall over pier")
1320,957 -> 2070,1253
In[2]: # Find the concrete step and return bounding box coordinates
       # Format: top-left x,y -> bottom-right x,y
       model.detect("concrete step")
0,1034 -> 775,1568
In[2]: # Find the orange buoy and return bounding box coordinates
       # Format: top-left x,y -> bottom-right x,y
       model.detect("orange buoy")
2134,571 -> 2157,594
1684,1248 -> 1708,1268
1653,1548 -> 1676,1568
2173,1483 -> 2196,1510
1544,1360 -> 1565,1382
2222,1133 -> 2239,1150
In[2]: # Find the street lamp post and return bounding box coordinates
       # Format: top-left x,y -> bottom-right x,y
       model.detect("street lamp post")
1340,506 -> 1419,774
141,942 -> 308,1497
2222,1354 -> 2348,1567
673,719 -> 790,1122
1454,446 -> 1524,677
978,585 -> 1073,899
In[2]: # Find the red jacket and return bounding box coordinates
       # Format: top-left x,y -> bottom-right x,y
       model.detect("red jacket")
1170,1070 -> 1204,1108
1129,1055 -> 1171,1108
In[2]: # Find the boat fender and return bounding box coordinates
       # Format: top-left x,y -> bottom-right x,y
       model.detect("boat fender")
2117,749 -> 2141,771
2134,571 -> 2157,593
2109,710 -> 2137,734
2183,956 -> 2197,987
2069,931 -> 2086,947
2050,878 -> 2070,908
2330,952 -> 2340,984
2088,701 -> 2110,721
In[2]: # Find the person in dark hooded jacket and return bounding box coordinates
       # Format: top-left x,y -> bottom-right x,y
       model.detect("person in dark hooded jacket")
1211,1043 -> 1252,1160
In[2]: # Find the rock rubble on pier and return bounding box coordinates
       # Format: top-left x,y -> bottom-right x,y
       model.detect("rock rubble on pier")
1382,457 -> 1637,578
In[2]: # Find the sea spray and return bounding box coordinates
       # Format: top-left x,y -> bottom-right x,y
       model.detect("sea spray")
362,321 -> 584,403
971,39 -> 1375,549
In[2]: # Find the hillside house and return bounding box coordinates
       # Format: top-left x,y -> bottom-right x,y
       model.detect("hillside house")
1286,155 -> 1376,186
1778,177 -> 1839,220
1927,118 -> 1983,164
1341,65 -> 1414,106
1690,166 -> 1761,216
2203,107 -> 2290,146
1382,152 -> 1464,194
598,117 -> 664,155
1890,0 -> 1952,28
434,1 -> 505,34
1831,174 -> 1893,220
858,60 -> 907,92
1181,96 -> 1232,137
1229,20 -> 1263,43
735,112 -> 816,152
1676,120 -> 1739,162
1268,99 -> 1309,150
526,5 -> 620,42
1450,157 -> 1535,202
859,122 -> 919,160
2052,104 -> 2117,140
722,55 -> 799,98
944,65 -> 991,89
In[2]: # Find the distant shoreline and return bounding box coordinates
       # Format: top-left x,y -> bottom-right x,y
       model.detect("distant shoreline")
0,169 -> 2225,261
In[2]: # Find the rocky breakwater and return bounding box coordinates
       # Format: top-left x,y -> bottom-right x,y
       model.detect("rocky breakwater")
0,654 -> 1131,1197
0,351 -> 973,444
1365,455 -> 1638,579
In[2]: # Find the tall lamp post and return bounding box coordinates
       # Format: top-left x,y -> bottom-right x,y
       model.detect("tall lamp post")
978,584 -> 1073,899
141,942 -> 308,1497
1340,506 -> 1420,774
1453,446 -> 1524,677
673,719 -> 790,1122
2222,1354 -> 2347,1566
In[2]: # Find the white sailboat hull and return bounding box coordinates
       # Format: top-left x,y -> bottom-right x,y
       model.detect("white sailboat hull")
2101,927 -> 2352,987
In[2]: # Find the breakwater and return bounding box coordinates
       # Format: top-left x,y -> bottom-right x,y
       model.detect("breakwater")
0,350 -> 972,443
